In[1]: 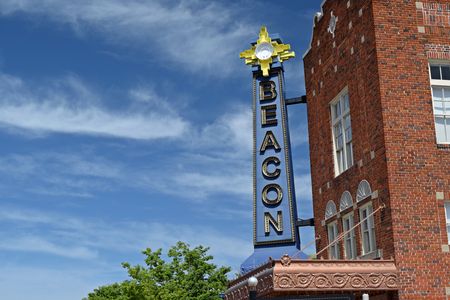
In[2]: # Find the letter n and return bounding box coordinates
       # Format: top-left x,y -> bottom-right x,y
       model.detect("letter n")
264,211 -> 283,235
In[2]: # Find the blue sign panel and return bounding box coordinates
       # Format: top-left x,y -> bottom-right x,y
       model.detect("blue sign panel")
253,68 -> 298,245
240,66 -> 307,274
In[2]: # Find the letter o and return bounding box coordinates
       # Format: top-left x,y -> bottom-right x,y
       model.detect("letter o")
262,183 -> 283,206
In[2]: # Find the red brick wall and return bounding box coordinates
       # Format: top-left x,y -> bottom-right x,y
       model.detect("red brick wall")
303,0 -> 450,299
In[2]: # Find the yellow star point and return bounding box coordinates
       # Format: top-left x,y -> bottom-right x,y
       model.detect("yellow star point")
239,26 -> 295,77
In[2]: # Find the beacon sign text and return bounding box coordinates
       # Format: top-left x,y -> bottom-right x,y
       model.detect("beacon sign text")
254,70 -> 296,245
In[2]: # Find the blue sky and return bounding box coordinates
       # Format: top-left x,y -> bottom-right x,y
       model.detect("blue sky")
0,1 -> 322,299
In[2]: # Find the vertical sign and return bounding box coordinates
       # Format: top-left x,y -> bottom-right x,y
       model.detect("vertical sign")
253,68 -> 298,245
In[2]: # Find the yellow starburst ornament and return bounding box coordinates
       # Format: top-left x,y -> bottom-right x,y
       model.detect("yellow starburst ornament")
239,26 -> 295,77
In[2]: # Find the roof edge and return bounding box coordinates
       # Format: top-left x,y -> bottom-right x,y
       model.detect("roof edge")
302,0 -> 328,59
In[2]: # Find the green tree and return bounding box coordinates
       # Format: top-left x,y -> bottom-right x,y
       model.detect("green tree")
84,241 -> 230,300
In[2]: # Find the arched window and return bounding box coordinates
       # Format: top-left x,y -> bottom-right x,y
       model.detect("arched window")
339,191 -> 353,211
325,200 -> 337,219
356,180 -> 372,202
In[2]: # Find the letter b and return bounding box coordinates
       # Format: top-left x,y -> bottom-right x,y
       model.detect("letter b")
259,81 -> 277,101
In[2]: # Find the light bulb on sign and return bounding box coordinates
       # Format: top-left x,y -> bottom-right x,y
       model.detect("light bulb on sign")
255,42 -> 274,60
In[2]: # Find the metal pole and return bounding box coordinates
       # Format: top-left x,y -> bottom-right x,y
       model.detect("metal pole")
249,290 -> 257,300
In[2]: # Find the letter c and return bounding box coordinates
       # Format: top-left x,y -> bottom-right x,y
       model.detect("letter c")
262,156 -> 281,179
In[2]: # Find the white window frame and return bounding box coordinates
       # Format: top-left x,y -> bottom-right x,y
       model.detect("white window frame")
445,202 -> 450,244
342,212 -> 357,259
339,191 -> 353,211
359,203 -> 376,255
327,221 -> 340,259
356,180 -> 372,202
330,87 -> 353,176
429,61 -> 450,144
325,200 -> 337,220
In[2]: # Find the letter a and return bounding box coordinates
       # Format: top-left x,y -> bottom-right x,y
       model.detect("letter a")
260,131 -> 281,154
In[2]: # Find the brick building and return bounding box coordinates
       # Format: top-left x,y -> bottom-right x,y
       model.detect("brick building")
303,0 -> 450,299
225,1 -> 449,299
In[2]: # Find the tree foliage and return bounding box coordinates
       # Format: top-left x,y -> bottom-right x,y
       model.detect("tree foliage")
84,242 -> 231,300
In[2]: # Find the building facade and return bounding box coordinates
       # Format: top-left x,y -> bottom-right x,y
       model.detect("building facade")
303,0 -> 450,299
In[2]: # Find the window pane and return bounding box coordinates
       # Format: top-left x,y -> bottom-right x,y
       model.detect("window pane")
334,122 -> 342,135
328,223 -> 339,259
334,123 -> 343,149
337,150 -> 343,172
442,66 -> 450,80
435,117 -> 446,143
334,102 -> 341,118
346,142 -> 353,166
362,219 -> 368,231
343,215 -> 355,259
344,115 -> 351,129
343,93 -> 350,111
346,239 -> 353,258
446,201 -> 450,243
434,101 -> 445,115
345,127 -> 352,141
344,218 -> 349,231
433,87 -> 443,101
446,118 -> 450,142
447,225 -> 450,243
445,203 -> 450,222
351,235 -> 356,254
430,65 -> 441,79
363,232 -> 370,253
444,88 -> 450,102
370,227 -> 377,251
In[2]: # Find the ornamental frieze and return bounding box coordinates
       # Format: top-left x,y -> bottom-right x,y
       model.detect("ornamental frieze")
274,272 -> 398,290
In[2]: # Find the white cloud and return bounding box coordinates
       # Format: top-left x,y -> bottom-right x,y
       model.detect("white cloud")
191,106 -> 252,156
0,152 -> 124,197
0,104 -> 185,139
172,171 -> 251,198
0,206 -> 251,267
0,265 -> 112,300
0,0 -> 255,75
0,72 -> 188,139
0,70 -> 301,201
294,173 -> 312,201
0,236 -> 98,259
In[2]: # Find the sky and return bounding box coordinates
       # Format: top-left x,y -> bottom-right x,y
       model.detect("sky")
0,1 -> 322,299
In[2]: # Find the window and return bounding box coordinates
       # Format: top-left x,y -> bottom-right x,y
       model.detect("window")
339,191 -> 353,211
327,221 -> 340,259
445,202 -> 450,244
325,200 -> 337,220
356,180 -> 372,202
360,203 -> 376,255
430,63 -> 450,143
331,88 -> 353,175
340,192 -> 355,258
342,213 -> 357,259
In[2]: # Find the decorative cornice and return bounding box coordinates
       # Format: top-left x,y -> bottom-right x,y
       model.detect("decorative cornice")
225,259 -> 398,300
